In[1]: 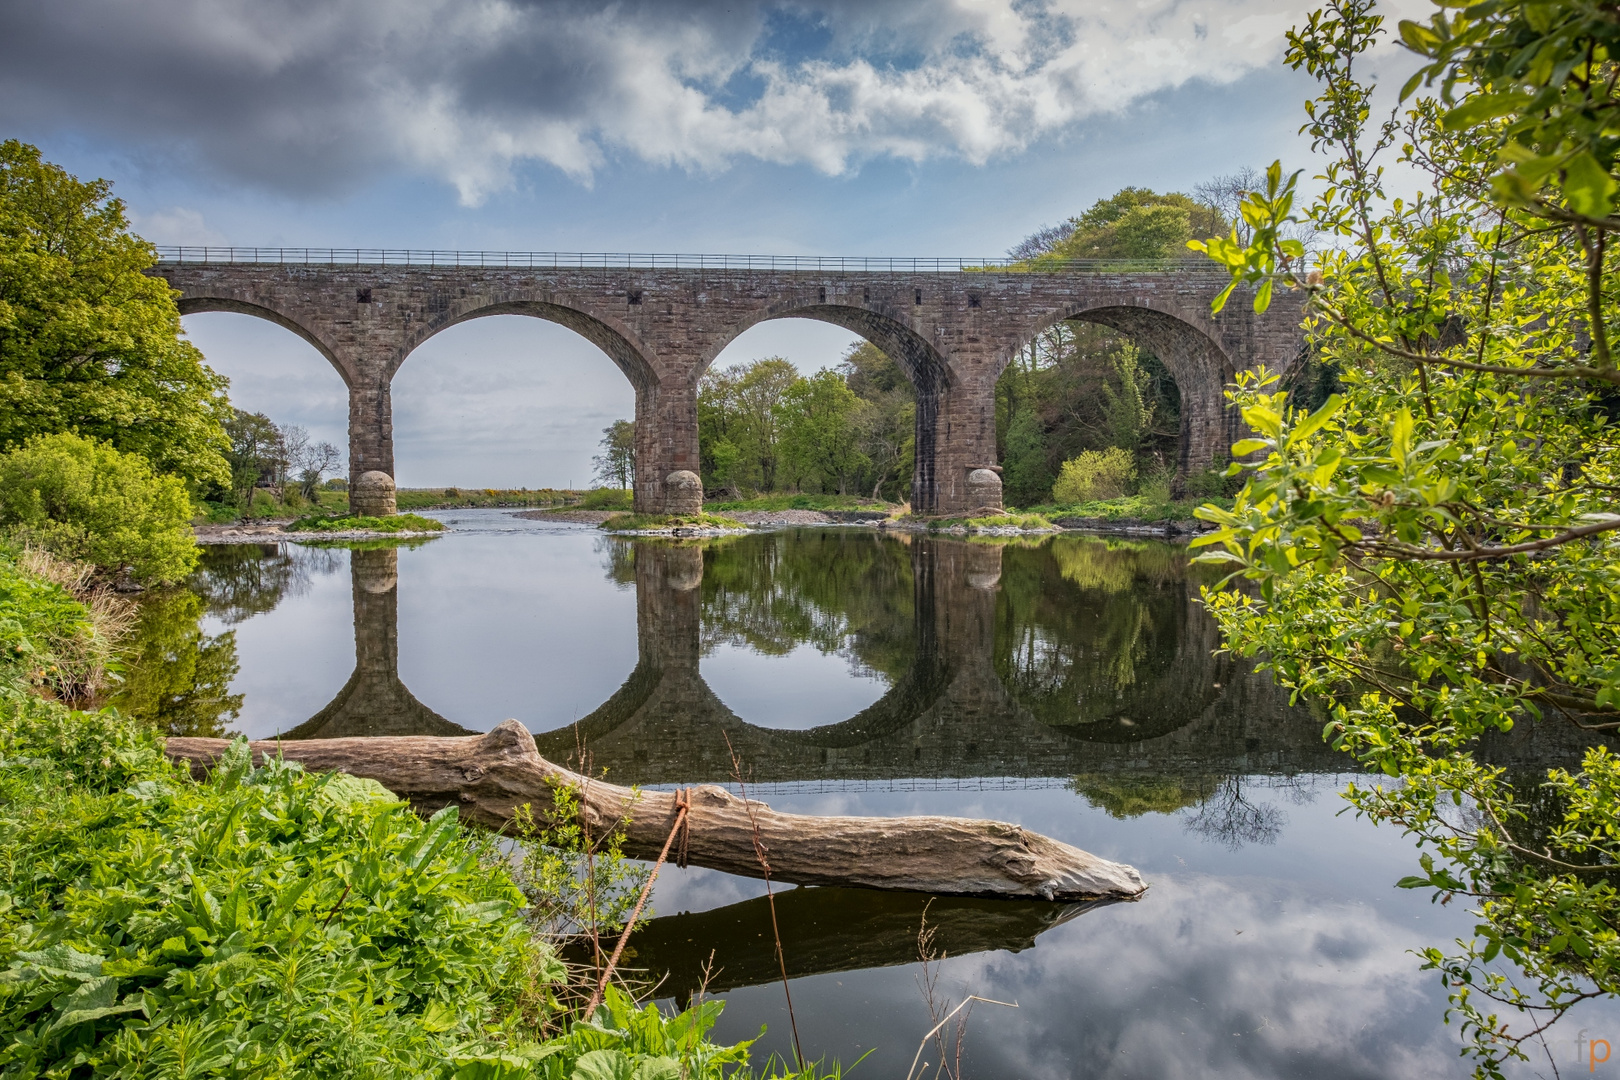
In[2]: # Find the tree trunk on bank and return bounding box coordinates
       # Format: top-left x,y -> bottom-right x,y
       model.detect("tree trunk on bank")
164,719 -> 1146,902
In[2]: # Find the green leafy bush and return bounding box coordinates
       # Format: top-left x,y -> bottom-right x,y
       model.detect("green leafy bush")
1050,448 -> 1136,503
0,432 -> 197,584
285,512 -> 444,534
577,488 -> 633,511
0,697 -> 564,1078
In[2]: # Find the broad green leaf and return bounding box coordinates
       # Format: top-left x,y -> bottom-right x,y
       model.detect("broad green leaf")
1563,152 -> 1617,219
1441,93 -> 1529,130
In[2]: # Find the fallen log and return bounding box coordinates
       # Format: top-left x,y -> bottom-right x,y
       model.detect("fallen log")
164,719 -> 1146,902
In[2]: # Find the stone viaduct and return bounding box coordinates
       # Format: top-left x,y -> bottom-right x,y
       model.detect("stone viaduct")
150,250 -> 1307,513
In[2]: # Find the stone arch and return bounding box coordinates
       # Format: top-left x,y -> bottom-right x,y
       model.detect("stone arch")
174,296 -> 352,387
395,300 -> 659,393
390,299 -> 661,504
703,302 -> 954,506
1005,300 -> 1243,485
1004,299 -> 1235,392
711,303 -> 951,393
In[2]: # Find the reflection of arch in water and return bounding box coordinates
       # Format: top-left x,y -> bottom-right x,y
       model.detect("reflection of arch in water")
535,534 -> 1271,785
283,546 -> 474,739
993,537 -> 1233,743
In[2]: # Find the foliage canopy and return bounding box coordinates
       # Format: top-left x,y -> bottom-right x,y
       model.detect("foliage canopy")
0,141 -> 230,489
1191,1 -> 1620,1073
0,432 -> 198,584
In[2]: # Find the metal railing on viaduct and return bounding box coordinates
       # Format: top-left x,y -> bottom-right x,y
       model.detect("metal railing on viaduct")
148,246 -> 1302,514
155,246 -> 1234,274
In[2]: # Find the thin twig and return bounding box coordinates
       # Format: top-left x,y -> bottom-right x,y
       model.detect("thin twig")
584,788 -> 691,1018
724,732 -> 804,1069
903,997 -> 1019,1080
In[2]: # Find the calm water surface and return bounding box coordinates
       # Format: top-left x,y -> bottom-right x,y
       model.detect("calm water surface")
118,509 -> 1619,1078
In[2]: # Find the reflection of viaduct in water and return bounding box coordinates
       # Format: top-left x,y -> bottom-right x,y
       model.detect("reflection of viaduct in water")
284,548 -> 473,739
535,539 -> 1292,783
293,539 -> 1607,780
534,539 -> 1607,784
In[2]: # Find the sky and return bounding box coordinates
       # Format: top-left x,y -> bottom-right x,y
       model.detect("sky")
2,0 -> 1427,487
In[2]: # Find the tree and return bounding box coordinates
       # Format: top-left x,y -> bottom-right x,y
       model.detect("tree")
697,358 -> 797,493
0,431 -> 198,584
1032,188 -> 1227,263
0,141 -> 231,488
222,410 -> 283,510
1190,3 -> 1620,1074
775,370 -> 868,495
285,427 -> 341,502
1192,168 -> 1265,244
592,419 -> 636,490
840,342 -> 915,501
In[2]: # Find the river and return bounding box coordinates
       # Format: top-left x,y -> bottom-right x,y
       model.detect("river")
115,509 -> 1619,1078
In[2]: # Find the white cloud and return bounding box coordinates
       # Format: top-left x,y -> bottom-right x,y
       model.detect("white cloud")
0,0 -> 1395,206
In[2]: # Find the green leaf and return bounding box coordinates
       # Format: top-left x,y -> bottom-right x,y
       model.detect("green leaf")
1563,152 -> 1617,219
1230,439 -> 1271,456
1441,93 -> 1529,131
1288,395 -> 1346,445
16,944 -> 106,980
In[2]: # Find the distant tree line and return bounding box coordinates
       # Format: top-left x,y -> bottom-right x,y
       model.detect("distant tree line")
695,346 -> 915,501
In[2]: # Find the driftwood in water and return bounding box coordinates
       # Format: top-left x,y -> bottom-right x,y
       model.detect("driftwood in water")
163,719 -> 1146,902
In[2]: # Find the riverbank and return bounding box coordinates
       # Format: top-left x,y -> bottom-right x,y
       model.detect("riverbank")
193,520 -> 445,543
0,545 -> 832,1079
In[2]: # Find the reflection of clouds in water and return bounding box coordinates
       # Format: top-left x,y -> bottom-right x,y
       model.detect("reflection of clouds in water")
702,642 -> 889,730
955,876 -> 1451,1080
693,876 -> 1460,1080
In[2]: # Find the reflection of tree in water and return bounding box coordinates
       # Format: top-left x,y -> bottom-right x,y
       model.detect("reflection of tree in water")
188,543 -> 341,624
1070,773 -> 1220,818
111,543 -> 349,738
598,536 -> 637,589
996,537 -> 1218,732
107,589 -> 243,737
1072,771 -> 1323,849
695,530 -> 915,683
1182,777 -> 1290,848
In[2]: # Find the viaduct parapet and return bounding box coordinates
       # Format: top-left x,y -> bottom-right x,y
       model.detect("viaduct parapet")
150,252 -> 1306,513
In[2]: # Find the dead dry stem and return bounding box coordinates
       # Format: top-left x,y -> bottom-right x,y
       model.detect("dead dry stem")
16,546 -> 136,699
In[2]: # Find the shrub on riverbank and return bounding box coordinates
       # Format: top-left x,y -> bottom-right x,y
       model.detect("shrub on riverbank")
704,493 -> 893,513
917,512 -> 1056,532
600,512 -> 744,532
285,512 -> 445,534
0,432 -> 198,584
1024,494 -> 1233,522
576,487 -> 632,511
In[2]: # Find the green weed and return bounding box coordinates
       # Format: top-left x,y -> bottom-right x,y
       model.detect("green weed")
575,489 -> 633,511
704,494 -> 892,513
284,512 -> 445,534
599,513 -> 744,532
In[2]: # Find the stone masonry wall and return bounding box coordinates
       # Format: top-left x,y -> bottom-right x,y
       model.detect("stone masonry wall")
153,263 -> 1306,512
